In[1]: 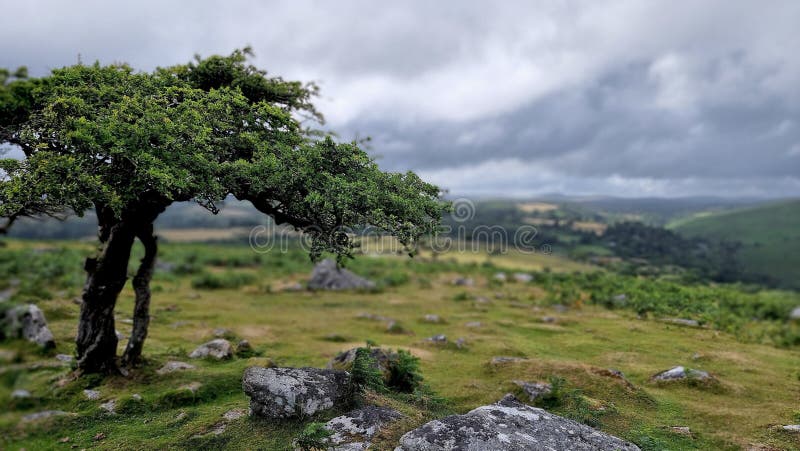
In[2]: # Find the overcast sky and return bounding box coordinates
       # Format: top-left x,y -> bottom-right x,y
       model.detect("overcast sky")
2,0 -> 799,198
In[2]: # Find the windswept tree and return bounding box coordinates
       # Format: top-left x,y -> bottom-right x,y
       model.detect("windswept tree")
0,49 -> 447,374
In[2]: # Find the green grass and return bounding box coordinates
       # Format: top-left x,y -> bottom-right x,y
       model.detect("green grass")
669,199 -> 800,289
1,240 -> 800,450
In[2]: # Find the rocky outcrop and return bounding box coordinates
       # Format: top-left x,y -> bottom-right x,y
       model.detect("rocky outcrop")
242,367 -> 352,418
1,304 -> 55,349
189,338 -> 233,360
396,394 -> 640,450
325,406 -> 403,449
308,259 -> 375,291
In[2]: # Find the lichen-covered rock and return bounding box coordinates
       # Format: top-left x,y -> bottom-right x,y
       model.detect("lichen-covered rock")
395,394 -> 640,450
325,406 -> 403,449
308,259 -> 375,291
328,347 -> 398,381
1,304 -> 55,349
651,366 -> 711,382
189,338 -> 233,360
242,367 -> 352,418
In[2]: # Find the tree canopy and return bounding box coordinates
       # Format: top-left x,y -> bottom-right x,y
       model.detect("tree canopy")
0,48 -> 446,259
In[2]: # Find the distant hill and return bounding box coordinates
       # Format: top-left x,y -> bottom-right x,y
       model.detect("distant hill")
669,199 -> 800,289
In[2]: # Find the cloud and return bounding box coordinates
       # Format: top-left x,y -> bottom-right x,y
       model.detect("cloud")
1,0 -> 799,197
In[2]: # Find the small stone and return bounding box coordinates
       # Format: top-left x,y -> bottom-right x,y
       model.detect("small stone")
93,432 -> 106,441
99,400 -> 116,414
131,394 -> 142,401
782,425 -> 800,432
552,304 -> 568,313
55,354 -> 73,363
670,426 -> 693,436
513,380 -> 553,401
541,316 -> 556,323
58,437 -> 70,443
386,320 -> 406,334
651,366 -> 712,382
493,272 -> 507,282
222,408 -> 247,421
422,314 -> 443,323
490,356 -> 528,365
465,321 -> 483,328
180,382 -> 202,394
325,406 -> 403,448
474,296 -> 492,304
210,422 -> 227,435
83,389 -> 101,400
452,277 -> 474,286
189,338 -> 233,360
789,307 -> 800,320
212,328 -> 233,338
425,334 -> 447,344
283,282 -> 304,292
156,361 -> 196,375
512,273 -> 533,283
12,389 -> 31,399
236,339 -> 252,353
662,318 -> 700,327
119,318 -> 134,324
21,410 -> 69,422
455,338 -> 467,349
115,329 -> 126,340
357,312 -> 392,322
174,411 -> 188,421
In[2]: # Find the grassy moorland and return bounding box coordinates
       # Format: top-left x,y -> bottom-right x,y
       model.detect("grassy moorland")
1,239 -> 800,450
670,199 -> 800,289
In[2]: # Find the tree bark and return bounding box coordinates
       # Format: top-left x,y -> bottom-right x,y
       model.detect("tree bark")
76,218 -> 136,373
121,224 -> 157,367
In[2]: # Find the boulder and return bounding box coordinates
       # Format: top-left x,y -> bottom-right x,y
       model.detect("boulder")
156,361 -> 196,375
651,366 -> 711,382
325,406 -> 403,449
513,380 -> 552,401
396,394 -> 640,450
308,259 -> 375,291
1,304 -> 56,349
189,338 -> 233,360
328,347 -> 397,381
242,367 -> 352,418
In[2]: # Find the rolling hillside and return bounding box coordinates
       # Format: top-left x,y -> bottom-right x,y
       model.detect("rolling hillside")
670,199 -> 800,289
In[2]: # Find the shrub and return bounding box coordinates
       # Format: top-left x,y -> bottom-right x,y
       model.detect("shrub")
351,347 -> 386,394
387,349 -> 423,393
294,422 -> 332,451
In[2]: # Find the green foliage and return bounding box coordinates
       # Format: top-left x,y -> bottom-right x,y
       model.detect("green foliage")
350,347 -> 386,394
294,422 -> 332,451
0,49 -> 447,263
387,349 -> 423,393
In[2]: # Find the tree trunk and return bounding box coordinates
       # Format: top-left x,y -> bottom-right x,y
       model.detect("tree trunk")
76,219 -> 136,373
121,224 -> 157,367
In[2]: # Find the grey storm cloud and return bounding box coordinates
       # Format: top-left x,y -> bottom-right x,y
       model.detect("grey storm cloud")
2,0 -> 799,197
